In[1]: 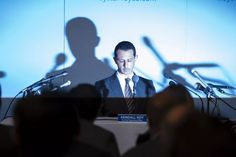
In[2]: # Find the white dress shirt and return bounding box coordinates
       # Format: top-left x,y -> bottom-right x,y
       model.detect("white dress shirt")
116,71 -> 134,97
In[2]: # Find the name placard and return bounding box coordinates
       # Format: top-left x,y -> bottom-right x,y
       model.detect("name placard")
117,114 -> 147,122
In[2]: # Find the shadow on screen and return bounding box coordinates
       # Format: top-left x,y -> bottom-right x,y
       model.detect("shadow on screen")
142,36 -> 235,93
46,17 -> 115,91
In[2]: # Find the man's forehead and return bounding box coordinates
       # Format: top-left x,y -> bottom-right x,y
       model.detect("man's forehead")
116,49 -> 134,56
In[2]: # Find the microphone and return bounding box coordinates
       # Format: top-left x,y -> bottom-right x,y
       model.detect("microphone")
208,83 -> 235,90
168,80 -> 205,113
195,82 -> 207,92
60,80 -> 71,88
191,70 -> 214,93
51,80 -> 71,92
132,75 -> 139,96
195,82 -> 218,110
195,82 -> 215,96
42,71 -> 68,84
21,71 -> 68,93
169,80 -> 176,86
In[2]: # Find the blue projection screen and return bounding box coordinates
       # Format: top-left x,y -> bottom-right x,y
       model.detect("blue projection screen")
1,0 -> 236,119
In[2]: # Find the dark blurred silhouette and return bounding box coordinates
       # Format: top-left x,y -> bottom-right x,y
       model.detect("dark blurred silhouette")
13,92 -> 112,157
0,124 -> 17,157
70,84 -> 120,157
13,93 -> 80,157
160,111 -> 236,157
70,84 -> 102,121
0,84 -> 2,113
46,17 -> 114,91
136,84 -> 194,145
123,84 -> 195,157
0,70 -> 6,113
0,71 -> 6,78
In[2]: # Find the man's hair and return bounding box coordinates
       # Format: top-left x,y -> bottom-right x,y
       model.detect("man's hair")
147,84 -> 194,130
70,84 -> 102,121
162,112 -> 236,157
114,41 -> 136,58
14,92 -> 80,156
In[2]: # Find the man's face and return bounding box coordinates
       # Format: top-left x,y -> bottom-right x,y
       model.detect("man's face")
114,49 -> 137,76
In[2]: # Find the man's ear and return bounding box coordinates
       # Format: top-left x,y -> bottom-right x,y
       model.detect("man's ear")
134,55 -> 138,61
113,57 -> 117,64
92,36 -> 100,47
113,57 -> 118,64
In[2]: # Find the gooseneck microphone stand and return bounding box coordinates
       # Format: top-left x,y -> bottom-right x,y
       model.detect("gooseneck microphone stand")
209,84 -> 236,112
196,82 -> 236,116
206,89 -> 216,115
2,71 -> 68,120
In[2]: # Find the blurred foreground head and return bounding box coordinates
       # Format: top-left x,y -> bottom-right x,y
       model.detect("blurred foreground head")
161,111 -> 236,157
70,84 -> 102,121
147,84 -> 194,132
14,92 -> 80,156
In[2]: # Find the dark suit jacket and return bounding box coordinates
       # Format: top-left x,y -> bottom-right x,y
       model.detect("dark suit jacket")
95,73 -> 156,116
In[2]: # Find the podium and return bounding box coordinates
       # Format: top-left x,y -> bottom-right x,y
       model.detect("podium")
94,116 -> 148,155
1,116 -> 149,155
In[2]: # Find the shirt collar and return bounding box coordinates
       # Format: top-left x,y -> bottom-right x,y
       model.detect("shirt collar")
116,71 -> 134,96
116,71 -> 134,80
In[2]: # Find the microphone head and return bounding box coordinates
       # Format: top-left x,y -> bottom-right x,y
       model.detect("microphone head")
191,69 -> 196,75
132,75 -> 139,83
62,71 -> 68,76
191,70 -> 201,79
163,73 -> 171,79
169,81 -> 176,86
63,80 -> 71,87
195,82 -> 205,91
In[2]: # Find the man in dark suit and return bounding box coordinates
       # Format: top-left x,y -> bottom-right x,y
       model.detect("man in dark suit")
95,41 -> 156,116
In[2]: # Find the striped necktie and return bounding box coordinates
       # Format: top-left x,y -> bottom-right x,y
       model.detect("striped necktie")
125,78 -> 135,114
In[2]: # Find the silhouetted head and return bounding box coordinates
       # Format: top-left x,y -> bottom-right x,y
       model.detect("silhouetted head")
0,71 -> 6,78
55,52 -> 67,67
66,17 -> 100,58
70,84 -> 102,122
147,84 -> 194,133
161,112 -> 236,157
14,92 -> 80,156
113,41 -> 138,76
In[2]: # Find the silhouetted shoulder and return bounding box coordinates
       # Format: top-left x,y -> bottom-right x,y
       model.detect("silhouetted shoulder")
79,120 -> 120,157
122,138 -> 160,157
65,141 -> 113,157
0,124 -> 18,157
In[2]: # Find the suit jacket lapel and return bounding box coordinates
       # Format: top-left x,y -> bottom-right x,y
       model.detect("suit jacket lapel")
109,73 -> 123,97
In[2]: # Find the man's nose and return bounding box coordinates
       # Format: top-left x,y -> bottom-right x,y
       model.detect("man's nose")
124,61 -> 128,68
